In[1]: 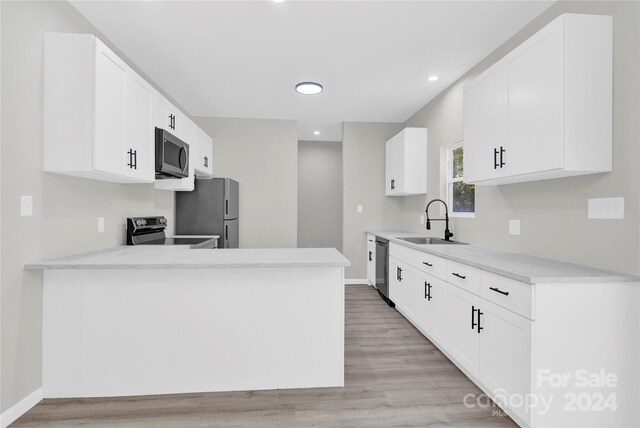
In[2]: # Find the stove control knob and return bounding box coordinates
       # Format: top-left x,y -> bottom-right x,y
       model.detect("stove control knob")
136,220 -> 142,226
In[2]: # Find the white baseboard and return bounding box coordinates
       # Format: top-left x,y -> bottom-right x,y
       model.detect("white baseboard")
344,279 -> 369,285
1,388 -> 43,428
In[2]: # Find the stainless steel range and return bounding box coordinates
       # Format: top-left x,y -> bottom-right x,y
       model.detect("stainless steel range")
126,216 -> 218,249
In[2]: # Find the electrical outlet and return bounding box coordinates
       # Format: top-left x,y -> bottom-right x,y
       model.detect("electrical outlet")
20,196 -> 33,217
420,214 -> 425,224
509,219 -> 520,235
98,217 -> 105,232
588,197 -> 624,219
357,205 -> 363,214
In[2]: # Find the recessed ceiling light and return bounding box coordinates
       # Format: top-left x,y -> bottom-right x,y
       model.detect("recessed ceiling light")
273,0 -> 285,3
314,131 -> 320,135
295,82 -> 323,95
428,75 -> 439,82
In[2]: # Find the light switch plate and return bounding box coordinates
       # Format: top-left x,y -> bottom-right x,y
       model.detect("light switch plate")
20,196 -> 33,217
588,197 -> 624,219
98,217 -> 105,232
357,205 -> 363,214
509,219 -> 520,235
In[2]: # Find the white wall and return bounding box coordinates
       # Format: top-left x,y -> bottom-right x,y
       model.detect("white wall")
342,122 -> 404,279
297,140 -> 343,251
194,117 -> 298,249
0,1 -> 178,412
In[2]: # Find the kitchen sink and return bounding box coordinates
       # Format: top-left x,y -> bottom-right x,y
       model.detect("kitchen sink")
396,236 -> 467,245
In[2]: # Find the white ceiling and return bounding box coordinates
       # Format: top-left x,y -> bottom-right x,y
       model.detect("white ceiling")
70,0 -> 554,142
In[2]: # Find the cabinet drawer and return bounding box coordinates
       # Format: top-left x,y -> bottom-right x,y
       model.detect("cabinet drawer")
446,260 -> 480,295
480,272 -> 533,319
390,243 -> 446,280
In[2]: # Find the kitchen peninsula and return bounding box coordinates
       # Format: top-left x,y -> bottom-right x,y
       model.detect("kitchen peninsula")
26,246 -> 350,399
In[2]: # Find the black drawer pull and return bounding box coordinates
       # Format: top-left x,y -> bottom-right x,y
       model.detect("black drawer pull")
390,179 -> 395,190
452,272 -> 466,280
489,287 -> 509,296
422,261 -> 433,267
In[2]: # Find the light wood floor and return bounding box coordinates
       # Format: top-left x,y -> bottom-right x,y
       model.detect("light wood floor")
14,284 -> 516,427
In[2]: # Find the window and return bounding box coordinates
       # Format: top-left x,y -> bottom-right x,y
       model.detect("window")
443,141 -> 475,217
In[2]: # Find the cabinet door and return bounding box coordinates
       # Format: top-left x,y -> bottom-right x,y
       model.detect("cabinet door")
505,19 -> 564,177
366,245 -> 376,287
388,259 -> 403,308
463,65 -> 505,183
194,128 -> 214,178
417,274 -> 449,349
153,94 -> 173,131
93,40 -> 128,177
399,265 -> 421,324
447,284 -> 481,377
479,300 -> 532,426
125,72 -> 154,182
385,136 -> 403,195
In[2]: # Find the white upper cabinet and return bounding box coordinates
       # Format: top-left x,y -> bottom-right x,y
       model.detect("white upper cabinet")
44,33 -> 154,183
385,128 -> 428,196
193,126 -> 214,178
464,14 -> 612,185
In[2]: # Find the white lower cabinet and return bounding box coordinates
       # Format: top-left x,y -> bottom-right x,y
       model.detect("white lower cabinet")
366,235 -> 376,287
416,272 -> 449,348
378,237 -> 639,427
479,300 -> 532,426
447,284 -> 481,378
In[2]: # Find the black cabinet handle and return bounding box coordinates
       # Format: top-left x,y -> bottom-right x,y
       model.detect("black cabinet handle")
489,287 -> 509,296
424,281 -> 432,301
422,261 -> 433,267
368,251 -> 372,262
391,179 -> 395,190
127,148 -> 137,169
477,309 -> 484,333
494,148 -> 499,169
397,266 -> 403,282
204,156 -> 208,168
471,305 -> 477,330
368,239 -> 373,242
500,146 -> 506,168
452,272 -> 466,280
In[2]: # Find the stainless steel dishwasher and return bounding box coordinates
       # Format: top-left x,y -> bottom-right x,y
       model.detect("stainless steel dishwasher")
375,238 -> 394,307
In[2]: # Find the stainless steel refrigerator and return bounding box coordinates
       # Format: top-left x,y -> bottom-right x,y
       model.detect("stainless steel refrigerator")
175,178 -> 239,248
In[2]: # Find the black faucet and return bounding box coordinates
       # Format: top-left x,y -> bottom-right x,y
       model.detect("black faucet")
425,199 -> 454,241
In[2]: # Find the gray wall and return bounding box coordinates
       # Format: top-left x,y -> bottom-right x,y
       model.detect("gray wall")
297,140 -> 343,251
194,117 -> 298,249
1,1 -> 177,412
400,0 -> 640,275
342,122 -> 404,279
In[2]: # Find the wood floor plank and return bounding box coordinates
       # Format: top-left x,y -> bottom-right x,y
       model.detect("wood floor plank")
13,284 -> 516,427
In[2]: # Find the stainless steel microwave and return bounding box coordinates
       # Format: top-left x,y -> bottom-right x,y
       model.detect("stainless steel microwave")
155,127 -> 189,179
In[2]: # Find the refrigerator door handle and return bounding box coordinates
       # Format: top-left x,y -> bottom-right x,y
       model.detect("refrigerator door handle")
225,225 -> 228,241
225,199 -> 228,216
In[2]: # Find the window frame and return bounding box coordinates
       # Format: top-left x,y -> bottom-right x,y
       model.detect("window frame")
441,140 -> 475,219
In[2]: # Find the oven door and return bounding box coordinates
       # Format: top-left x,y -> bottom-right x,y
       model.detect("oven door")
155,127 -> 189,178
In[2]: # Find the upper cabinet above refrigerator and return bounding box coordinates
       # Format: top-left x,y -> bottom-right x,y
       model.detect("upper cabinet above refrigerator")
464,14 -> 613,185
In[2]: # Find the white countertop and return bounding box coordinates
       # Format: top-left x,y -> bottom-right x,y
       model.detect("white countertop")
25,246 -> 351,270
369,230 -> 638,284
